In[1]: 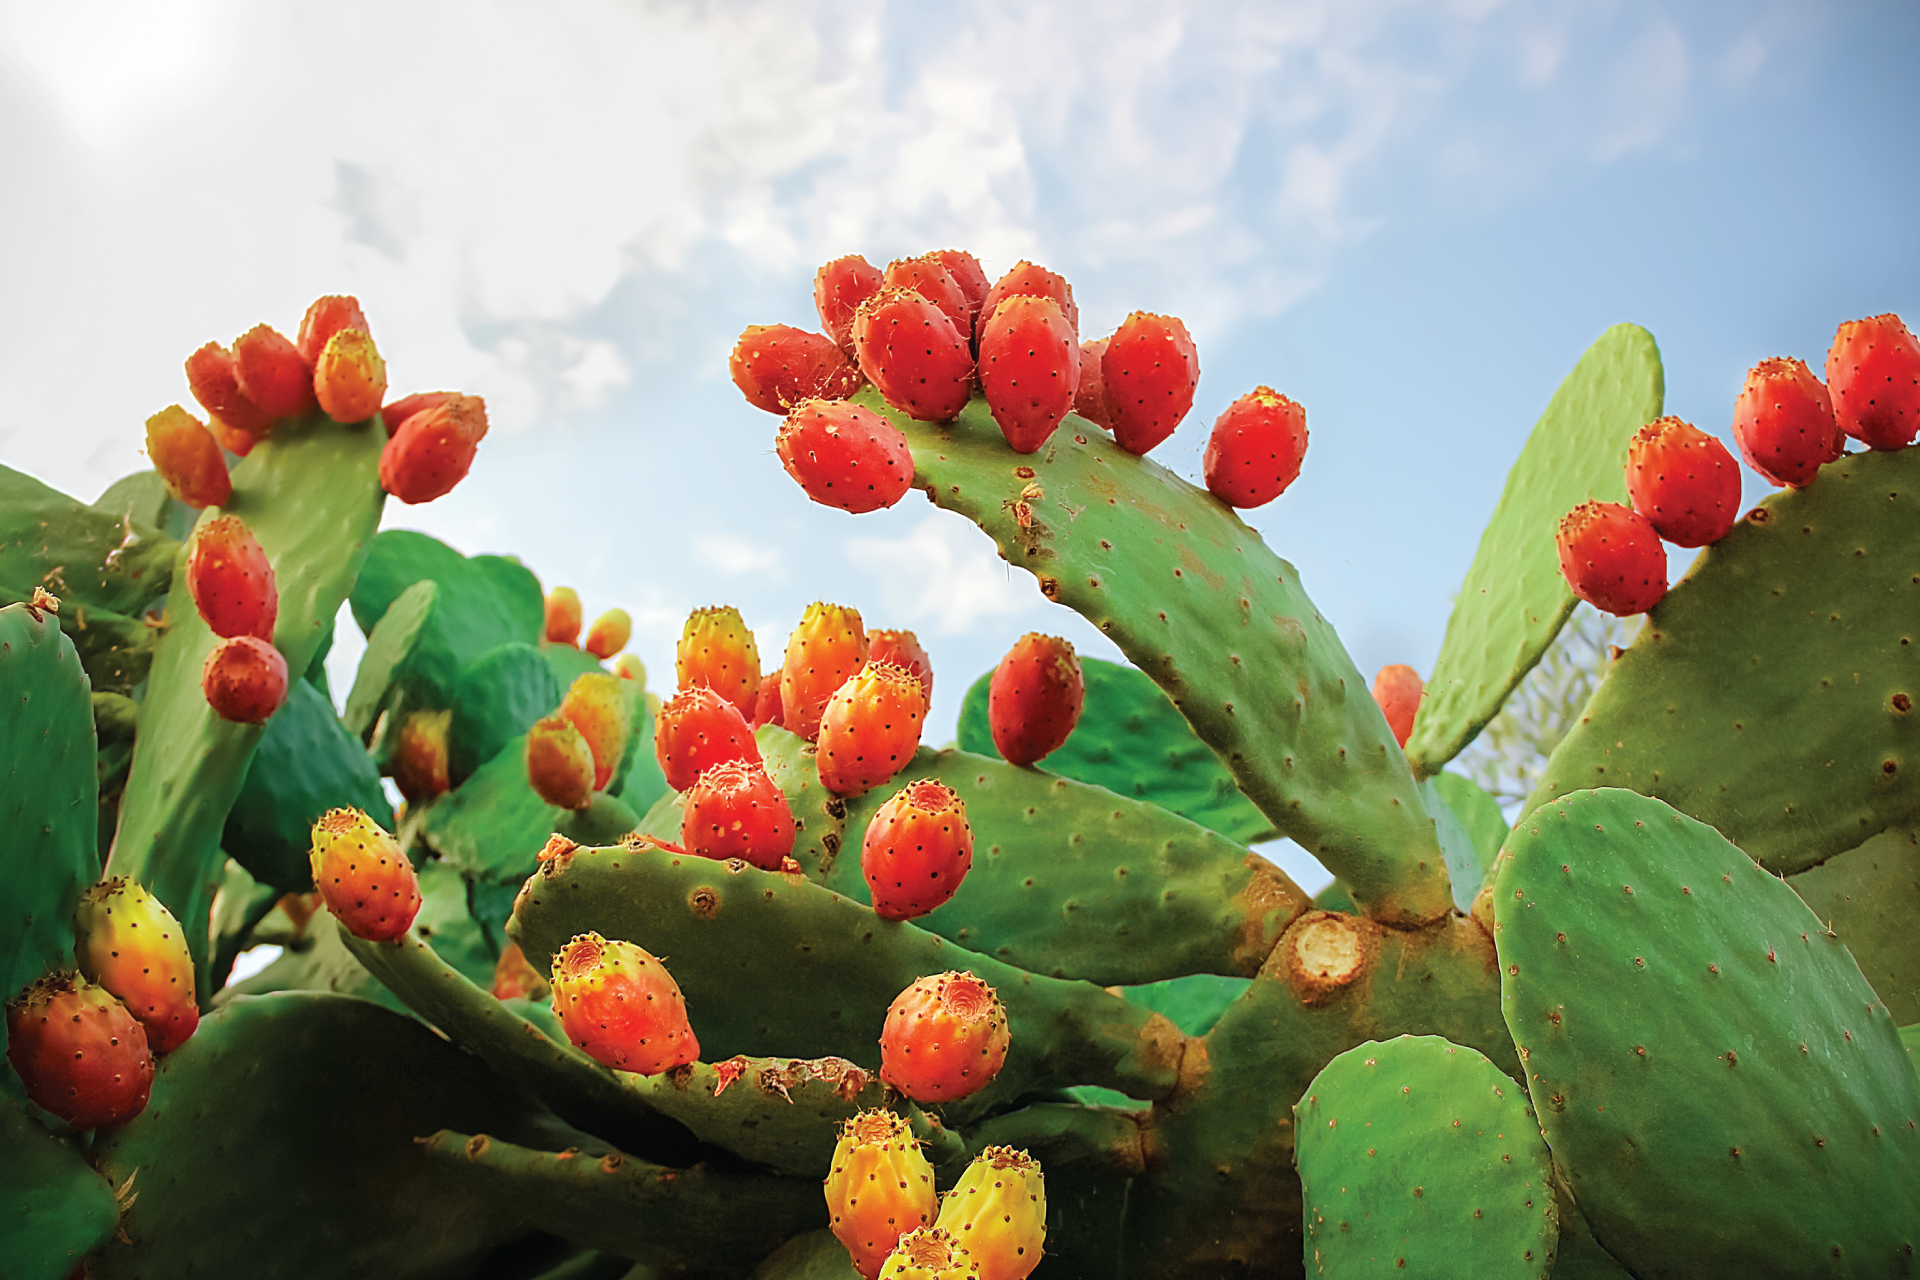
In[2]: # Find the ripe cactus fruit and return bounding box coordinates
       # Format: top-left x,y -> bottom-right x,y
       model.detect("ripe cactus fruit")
817,663 -> 931,797
1371,664 -> 1423,749
307,807 -> 422,943
379,394 -> 487,504
73,878 -> 198,1055
612,653 -> 646,683
560,672 -> 632,791
583,607 -> 631,659
878,970 -> 1010,1103
1555,500 -> 1667,617
884,255 -> 975,336
679,759 -> 796,869
929,250 -> 990,333
654,685 -> 763,793
1203,386 -> 1308,508
1825,312 -> 1920,450
184,341 -> 275,441
677,605 -> 762,717
1731,356 -> 1843,488
145,405 -> 231,508
231,323 -> 316,419
491,941 -> 551,1002
861,779 -> 973,921
545,586 -> 584,646
526,713 -> 596,810
781,602 -> 869,741
186,514 -> 277,641
978,295 -> 1080,453
777,398 -> 916,513
878,1228 -> 976,1280
1624,415 -> 1740,547
730,324 -> 864,414
295,294 -> 369,364
392,708 -> 452,804
816,254 -> 886,353
5,974 -> 153,1130
379,390 -> 458,438
549,932 -> 699,1075
824,1108 -> 938,1279
1073,336 -> 1118,431
851,288 -> 975,423
987,633 -> 1084,766
201,635 -> 288,724
868,629 -> 932,700
980,261 -> 1078,343
312,327 -> 387,423
752,668 -> 785,729
933,1146 -> 1046,1280
1103,312 -> 1199,455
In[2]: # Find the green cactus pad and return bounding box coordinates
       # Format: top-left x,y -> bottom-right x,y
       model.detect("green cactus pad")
1116,974 -> 1253,1036
221,914 -> 412,1018
420,730 -> 574,884
540,637 -> 609,688
1496,787 -> 1920,1275
342,578 -> 443,739
1429,773 -> 1508,871
861,387 -> 1451,925
1422,777 -> 1494,913
1294,1035 -> 1557,1280
94,468 -> 194,541
0,1094 -> 121,1280
1525,448 -> 1920,874
412,861 -> 498,987
1789,826 -> 1920,1024
350,528 -> 543,655
752,1231 -> 862,1279
1405,324 -> 1663,775
957,656 -> 1274,844
825,744 -> 1309,985
508,842 -> 1187,1115
448,640 -> 562,782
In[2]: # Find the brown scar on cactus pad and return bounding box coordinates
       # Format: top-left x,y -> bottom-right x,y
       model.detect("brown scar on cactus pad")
1268,911 -> 1382,1007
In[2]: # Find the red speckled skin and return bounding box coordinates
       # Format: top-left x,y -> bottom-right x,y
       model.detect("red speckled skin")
200,635 -> 288,724
816,663 -> 929,798
1732,357 -> 1842,488
861,780 -> 973,921
308,807 -> 423,943
680,759 -> 796,869
815,254 -> 885,354
1624,416 -> 1741,548
751,667 -> 785,729
187,514 -> 277,641
988,633 -> 1084,767
1203,386 -> 1307,509
145,406 -> 232,509
676,605 -> 762,718
730,324 -> 864,414
654,685 -> 762,793
379,391 -> 460,439
185,341 -> 276,440
296,294 -> 369,364
868,629 -> 932,702
231,323 -> 316,419
978,296 -> 1080,454
1103,312 -> 1198,456
1073,336 -> 1117,431
74,879 -> 199,1055
550,933 -> 699,1075
1370,664 -> 1424,749
884,255 -> 974,339
780,602 -> 869,741
930,249 -> 990,337
1825,312 -> 1920,451
1555,500 -> 1668,616
777,399 -> 916,514
851,288 -> 975,423
5,975 -> 153,1129
879,971 -> 1009,1103
379,395 -> 487,504
979,261 -> 1078,345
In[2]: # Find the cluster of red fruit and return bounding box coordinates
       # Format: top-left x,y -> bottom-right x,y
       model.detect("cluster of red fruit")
728,250 -> 1312,514
1557,312 -> 1920,617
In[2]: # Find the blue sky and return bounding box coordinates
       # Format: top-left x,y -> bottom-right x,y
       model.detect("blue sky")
3,1 -> 1915,826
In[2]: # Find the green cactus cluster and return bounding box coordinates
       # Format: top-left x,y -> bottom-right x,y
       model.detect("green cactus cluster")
2,276 -> 1917,1280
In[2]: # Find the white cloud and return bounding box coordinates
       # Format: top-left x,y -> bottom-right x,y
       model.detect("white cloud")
845,513 -> 1037,636
692,533 -> 783,577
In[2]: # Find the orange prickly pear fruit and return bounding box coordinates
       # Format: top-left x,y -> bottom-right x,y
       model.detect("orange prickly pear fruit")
852,288 -> 974,423
1203,386 -> 1309,508
186,514 -> 277,641
1555,500 -> 1668,617
868,630 -> 932,701
879,971 -> 1010,1104
1104,311 -> 1198,455
680,759 -> 795,869
928,249 -> 990,335
393,708 -> 452,804
584,607 -> 631,659
296,294 -> 369,364
1731,357 -> 1842,488
862,780 -> 972,921
978,295 -> 1079,453
379,394 -> 487,504
560,672 -> 631,791
816,663 -> 929,798
815,254 -> 885,354
980,261 -> 1079,344
313,328 -> 387,423
308,807 -> 422,943
527,713 -> 595,809
5,974 -> 152,1130
1371,665 -> 1423,749
201,635 -> 288,724
1624,416 -> 1740,548
232,323 -> 316,419
654,686 -> 761,793
545,587 -> 583,645
145,405 -> 231,508
184,341 -> 275,442
678,605 -> 762,717
379,390 -> 460,438
878,1227 -> 976,1279
613,653 -> 646,682
730,324 -> 864,413
987,634 -> 1083,766
73,878 -> 198,1054
934,1146 -> 1046,1280
752,667 -> 785,729
1826,312 -> 1920,450
777,398 -> 916,514
884,254 -> 974,337
492,942 -> 550,1002
780,602 -> 868,741
824,1108 -> 938,1279
549,932 -> 698,1074
1073,336 -> 1118,431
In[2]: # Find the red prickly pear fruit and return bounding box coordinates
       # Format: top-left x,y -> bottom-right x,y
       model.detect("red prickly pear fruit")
730,324 -> 865,414
978,296 -> 1080,454
654,685 -> 762,793
851,288 -> 975,423
979,262 -> 1078,345
826,1108 -> 939,1279
1203,386 -> 1308,508
1104,312 -> 1199,456
584,608 -> 631,660
1073,337 -> 1118,431
5,974 -> 153,1130
815,254 -> 885,354
201,635 -> 288,724
1556,500 -> 1667,616
380,391 -> 461,439
933,1145 -> 1048,1280
393,708 -> 452,804
492,941 -> 550,1002
885,255 -> 974,337
73,878 -> 198,1055
1370,665 -> 1423,749
186,514 -> 277,641
679,758 -> 796,869
861,779 -> 973,920
879,970 -> 1009,1103
752,667 -> 785,729
929,250 -> 990,333
817,663 -> 930,797
231,323 -> 316,419
207,414 -> 261,457
308,807 -> 422,942
868,629 -> 932,701
145,405 -> 232,509
184,342 -> 276,442
781,602 -> 869,741
613,653 -> 646,683
527,713 -> 595,809
313,328 -> 387,424
296,294 -> 370,364
378,394 -> 487,504
560,672 -> 632,791
777,398 -> 917,514
1731,357 -> 1842,488
880,1228 -> 976,1280
545,587 -> 584,646
1825,312 -> 1920,451
549,932 -> 699,1074
1624,416 -> 1741,547
987,634 -> 1084,766
678,605 -> 762,718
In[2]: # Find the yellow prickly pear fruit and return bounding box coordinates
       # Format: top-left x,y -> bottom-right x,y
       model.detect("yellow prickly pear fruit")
584,607 -> 632,660
677,605 -> 761,718
73,878 -> 199,1054
613,653 -> 646,683
559,672 -> 632,791
781,601 -> 867,742
526,713 -> 595,809
392,708 -> 451,804
933,1146 -> 1046,1280
877,1227 -> 975,1279
545,586 -> 583,645
825,1109 -> 938,1279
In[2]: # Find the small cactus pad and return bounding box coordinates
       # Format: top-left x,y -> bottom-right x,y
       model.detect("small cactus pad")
1295,1035 -> 1556,1279
0,1093 -> 121,1280
1496,788 -> 1920,1274
1788,826 -> 1920,1024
